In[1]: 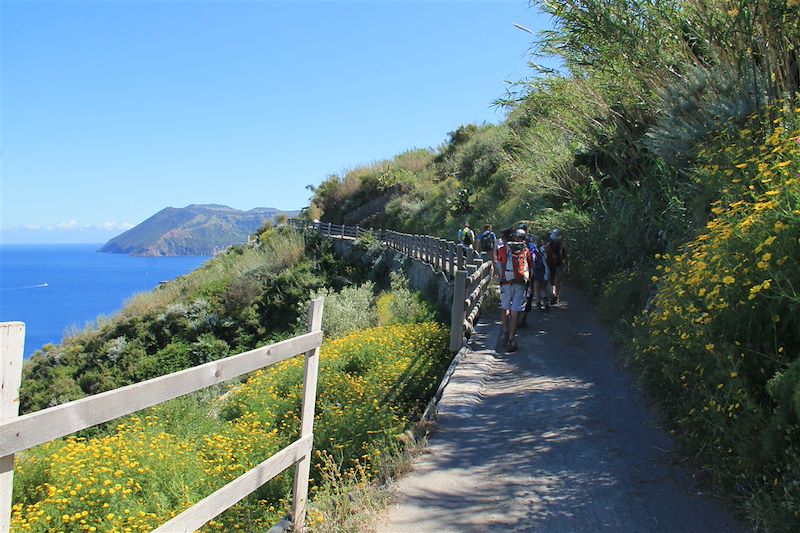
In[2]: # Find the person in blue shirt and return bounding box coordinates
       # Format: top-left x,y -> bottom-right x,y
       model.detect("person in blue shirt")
477,224 -> 497,260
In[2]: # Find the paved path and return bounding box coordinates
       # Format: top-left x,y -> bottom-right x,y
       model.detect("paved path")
378,290 -> 745,532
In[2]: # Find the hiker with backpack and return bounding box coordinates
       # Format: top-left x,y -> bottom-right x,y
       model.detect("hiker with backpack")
478,223 -> 497,260
533,234 -> 551,310
545,228 -> 570,304
496,227 -> 512,253
518,227 -> 549,328
457,221 -> 476,249
497,228 -> 534,352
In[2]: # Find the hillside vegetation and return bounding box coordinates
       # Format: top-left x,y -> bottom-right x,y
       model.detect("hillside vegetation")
15,227 -> 449,531
306,1 -> 800,530
13,323 -> 448,532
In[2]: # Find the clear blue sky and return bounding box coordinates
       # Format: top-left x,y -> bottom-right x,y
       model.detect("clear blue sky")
1,0 -> 553,244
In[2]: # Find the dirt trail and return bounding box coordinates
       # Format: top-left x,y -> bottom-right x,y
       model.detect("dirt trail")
377,290 -> 745,532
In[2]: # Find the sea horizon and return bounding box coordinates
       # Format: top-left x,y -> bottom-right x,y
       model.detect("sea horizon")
0,243 -> 210,358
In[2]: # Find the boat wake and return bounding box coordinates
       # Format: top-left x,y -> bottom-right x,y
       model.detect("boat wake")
1,283 -> 49,290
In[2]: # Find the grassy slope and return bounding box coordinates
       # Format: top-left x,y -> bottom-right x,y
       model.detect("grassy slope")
20,229 -> 332,413
13,228 -> 451,531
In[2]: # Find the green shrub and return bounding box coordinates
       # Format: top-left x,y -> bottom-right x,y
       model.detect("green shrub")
376,272 -> 436,326
312,282 -> 377,339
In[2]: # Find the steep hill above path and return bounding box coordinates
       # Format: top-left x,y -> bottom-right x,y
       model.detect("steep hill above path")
99,204 -> 299,256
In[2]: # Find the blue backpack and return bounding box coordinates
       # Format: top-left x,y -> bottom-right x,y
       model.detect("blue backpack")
529,241 -> 545,278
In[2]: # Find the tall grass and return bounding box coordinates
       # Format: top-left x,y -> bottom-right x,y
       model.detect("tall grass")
121,230 -> 305,320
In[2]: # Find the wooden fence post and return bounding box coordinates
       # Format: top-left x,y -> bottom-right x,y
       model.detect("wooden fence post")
1,322 -> 25,533
426,237 -> 432,264
448,242 -> 455,277
292,298 -> 324,531
449,272 -> 467,352
456,244 -> 465,270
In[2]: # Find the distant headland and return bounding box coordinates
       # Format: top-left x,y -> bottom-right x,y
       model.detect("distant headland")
98,204 -> 299,256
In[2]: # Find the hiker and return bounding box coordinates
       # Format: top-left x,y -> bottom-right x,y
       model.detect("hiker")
533,235 -> 551,310
478,223 -> 497,260
496,228 -> 513,312
545,228 -> 570,304
457,221 -> 476,249
497,228 -> 534,352
518,228 -> 549,328
496,227 -> 512,252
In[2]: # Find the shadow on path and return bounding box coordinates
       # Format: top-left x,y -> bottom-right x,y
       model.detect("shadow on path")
378,290 -> 746,533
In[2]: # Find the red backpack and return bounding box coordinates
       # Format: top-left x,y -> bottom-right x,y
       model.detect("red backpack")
501,242 -> 529,284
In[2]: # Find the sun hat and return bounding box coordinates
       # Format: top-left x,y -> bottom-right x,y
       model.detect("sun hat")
514,228 -> 527,240
550,229 -> 561,241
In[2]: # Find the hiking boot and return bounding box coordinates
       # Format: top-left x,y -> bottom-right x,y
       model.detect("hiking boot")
550,296 -> 558,305
507,339 -> 518,352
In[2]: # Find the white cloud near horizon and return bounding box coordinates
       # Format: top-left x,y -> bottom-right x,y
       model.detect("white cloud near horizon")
55,220 -> 80,230
1,221 -> 134,232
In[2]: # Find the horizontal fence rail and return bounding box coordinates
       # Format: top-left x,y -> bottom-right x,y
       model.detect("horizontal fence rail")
289,219 -> 494,352
0,298 -> 325,533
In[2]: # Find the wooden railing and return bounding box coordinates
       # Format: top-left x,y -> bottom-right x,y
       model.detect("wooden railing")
288,219 -> 367,240
288,220 -> 494,353
0,298 -> 325,533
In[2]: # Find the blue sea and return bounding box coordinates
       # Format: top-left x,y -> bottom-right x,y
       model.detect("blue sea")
0,244 -> 210,359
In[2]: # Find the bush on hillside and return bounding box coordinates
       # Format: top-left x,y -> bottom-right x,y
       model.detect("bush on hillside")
376,272 -> 436,326
311,283 -> 378,339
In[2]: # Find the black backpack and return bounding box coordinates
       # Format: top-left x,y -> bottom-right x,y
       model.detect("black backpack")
547,240 -> 563,268
479,231 -> 495,253
461,228 -> 474,247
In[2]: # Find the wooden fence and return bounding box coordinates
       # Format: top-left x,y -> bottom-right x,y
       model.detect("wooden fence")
289,220 -> 495,352
287,219 -> 367,240
0,298 -> 325,533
